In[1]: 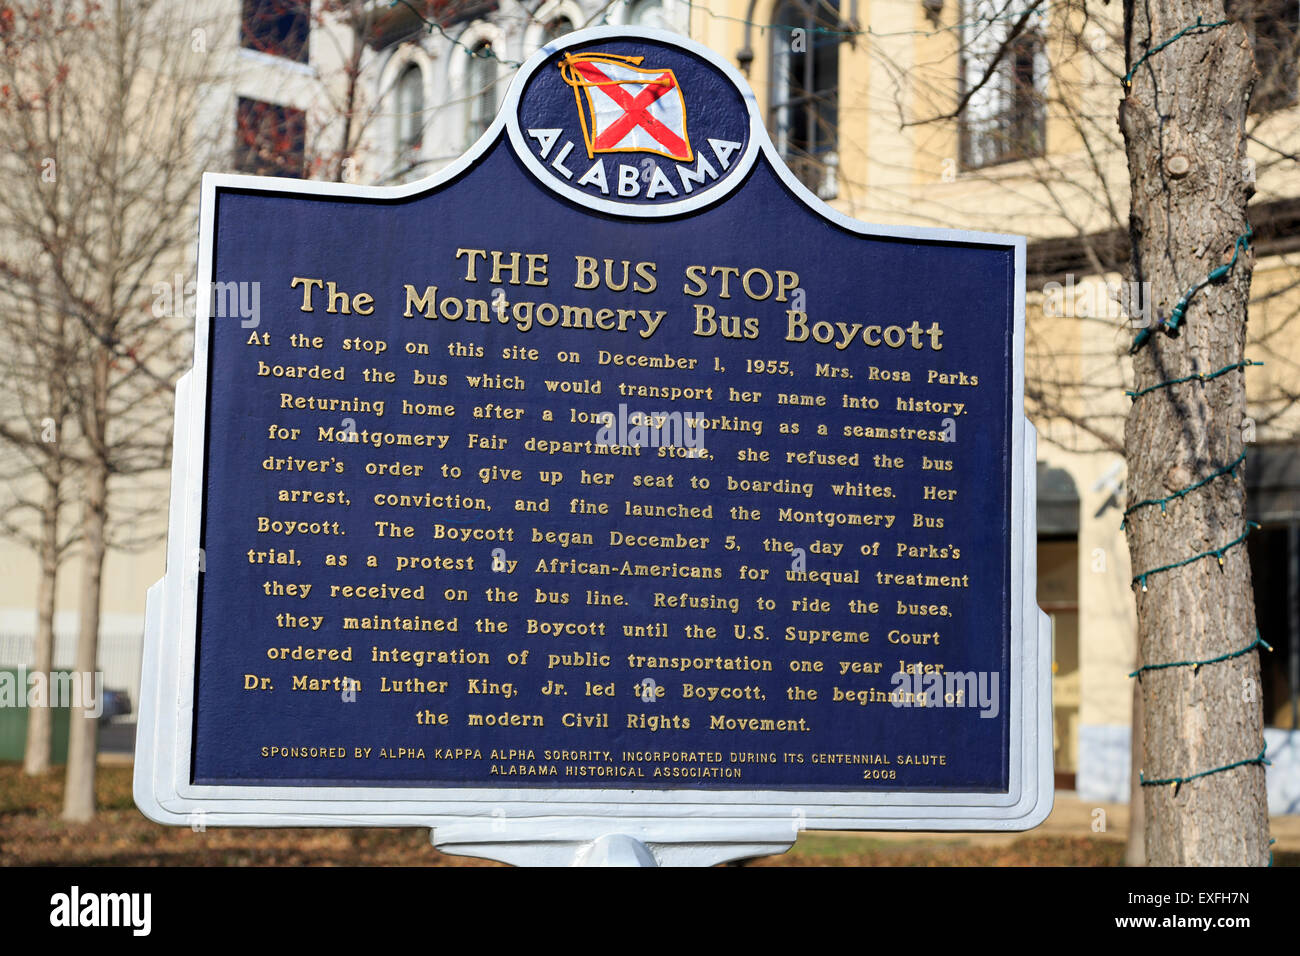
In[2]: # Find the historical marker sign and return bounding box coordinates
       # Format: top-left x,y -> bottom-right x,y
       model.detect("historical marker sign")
136,27 -> 1051,866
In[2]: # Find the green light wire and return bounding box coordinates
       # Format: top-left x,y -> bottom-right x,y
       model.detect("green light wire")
1132,522 -> 1259,592
1123,17 -> 1230,90
1121,452 -> 1246,528
1131,227 -> 1253,354
1127,360 -> 1263,401
1140,746 -> 1269,790
1129,630 -> 1272,678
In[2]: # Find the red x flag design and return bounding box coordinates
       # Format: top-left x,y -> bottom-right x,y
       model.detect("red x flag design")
560,53 -> 694,163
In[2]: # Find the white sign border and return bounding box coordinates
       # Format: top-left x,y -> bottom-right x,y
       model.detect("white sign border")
134,26 -> 1051,867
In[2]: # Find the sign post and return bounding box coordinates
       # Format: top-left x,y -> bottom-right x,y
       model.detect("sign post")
135,26 -> 1051,866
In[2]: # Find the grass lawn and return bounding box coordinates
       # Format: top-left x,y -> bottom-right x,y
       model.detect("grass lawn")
4,762 -> 1287,866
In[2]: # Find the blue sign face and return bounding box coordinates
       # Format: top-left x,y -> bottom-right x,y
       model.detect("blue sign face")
180,29 -> 1026,801
512,38 -> 752,211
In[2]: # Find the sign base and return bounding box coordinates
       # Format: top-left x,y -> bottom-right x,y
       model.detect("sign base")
433,828 -> 794,867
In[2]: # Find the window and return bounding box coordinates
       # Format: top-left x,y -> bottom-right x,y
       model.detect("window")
959,0 -> 1046,169
1247,525 -> 1299,729
1039,539 -> 1079,781
234,98 -> 307,178
1228,0 -> 1299,113
467,42 -> 498,143
769,0 -> 840,198
241,0 -> 310,63
628,0 -> 667,29
543,16 -> 573,44
395,63 -> 424,161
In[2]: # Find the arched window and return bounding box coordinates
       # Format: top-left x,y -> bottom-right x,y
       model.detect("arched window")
394,63 -> 424,161
627,0 -> 667,29
543,16 -> 573,44
769,0 -> 839,198
467,42 -> 497,142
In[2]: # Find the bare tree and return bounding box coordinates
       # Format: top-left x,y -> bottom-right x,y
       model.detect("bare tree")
302,0 -> 509,185
0,0 -> 224,820
0,294 -> 81,776
853,0 -> 1288,862
311,0 -> 381,182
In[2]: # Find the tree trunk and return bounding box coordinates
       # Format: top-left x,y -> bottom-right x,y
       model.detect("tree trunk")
1119,0 -> 1270,865
1125,676 -> 1145,865
332,5 -> 366,183
24,322 -> 66,777
62,355 -> 109,823
22,470 -> 61,776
